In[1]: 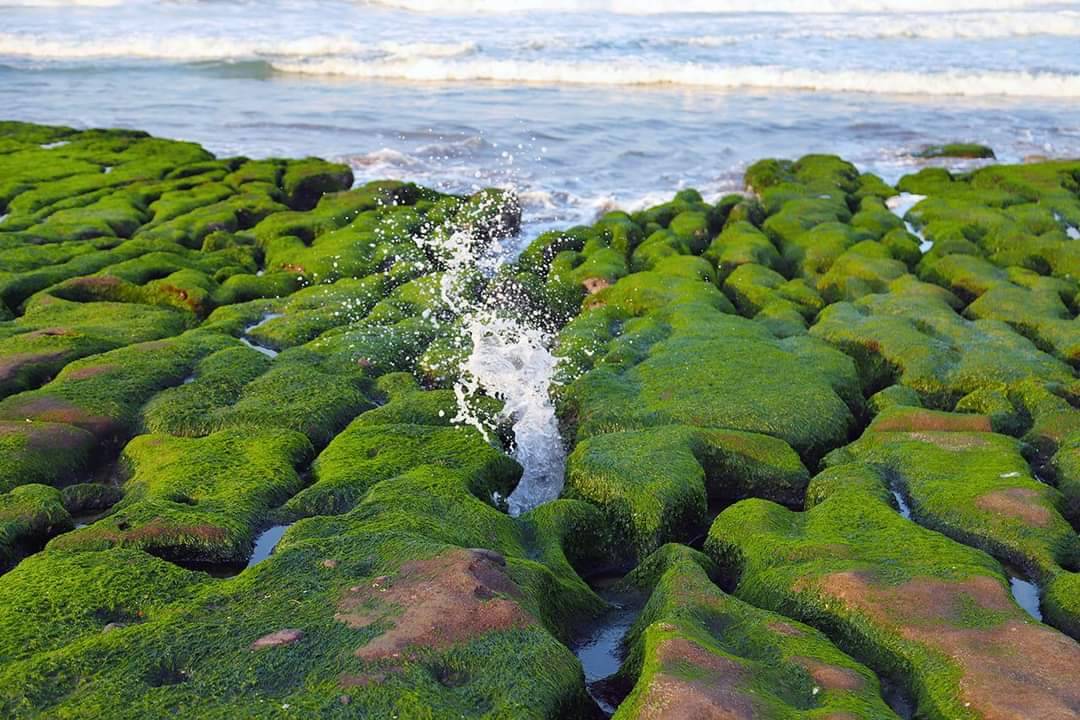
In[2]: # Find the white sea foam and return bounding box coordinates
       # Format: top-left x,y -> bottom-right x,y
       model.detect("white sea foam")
379,40 -> 478,58
684,11 -> 1080,41
4,0 -> 1065,6
888,192 -> 933,252
272,58 -> 1080,98
349,147 -> 420,168
2,0 -> 134,5
456,313 -> 566,515
410,197 -> 567,516
0,33 -> 474,62
360,0 -> 1067,13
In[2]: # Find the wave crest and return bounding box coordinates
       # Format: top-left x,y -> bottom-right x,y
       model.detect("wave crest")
0,33 -> 476,62
358,0 -> 1065,14
272,58 -> 1080,98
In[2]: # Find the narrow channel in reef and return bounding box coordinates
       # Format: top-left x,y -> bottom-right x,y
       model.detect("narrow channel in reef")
411,199 -> 568,516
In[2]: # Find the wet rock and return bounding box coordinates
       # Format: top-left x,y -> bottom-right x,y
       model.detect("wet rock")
468,547 -> 506,565
48,428 -> 313,565
916,142 -> 995,159
336,548 -> 534,661
0,122 -> 1077,718
708,462 -> 1080,719
613,544 -> 895,719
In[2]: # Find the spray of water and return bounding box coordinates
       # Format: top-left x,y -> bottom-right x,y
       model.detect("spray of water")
414,203 -> 566,516
456,312 -> 566,515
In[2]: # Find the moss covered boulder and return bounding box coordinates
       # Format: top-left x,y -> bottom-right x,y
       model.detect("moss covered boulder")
706,463 -> 1080,719
613,544 -> 897,719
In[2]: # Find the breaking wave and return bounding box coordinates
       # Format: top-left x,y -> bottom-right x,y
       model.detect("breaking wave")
358,0 -> 1070,13
273,58 -> 1080,98
683,11 -> 1080,41
0,33 -> 476,62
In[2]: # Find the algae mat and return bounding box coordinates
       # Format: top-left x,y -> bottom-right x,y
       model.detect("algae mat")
0,121 -> 1078,719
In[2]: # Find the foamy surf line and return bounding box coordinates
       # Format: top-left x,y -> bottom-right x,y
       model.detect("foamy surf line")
682,12 -> 1080,41
360,0 -> 1069,13
0,33 -> 477,62
272,59 -> 1080,98
5,0 -> 1066,9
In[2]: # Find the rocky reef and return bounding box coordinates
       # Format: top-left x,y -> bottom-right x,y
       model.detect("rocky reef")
0,121 -> 1077,719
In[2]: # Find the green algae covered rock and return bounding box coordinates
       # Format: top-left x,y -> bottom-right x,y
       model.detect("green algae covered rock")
811,276 -> 1072,407
566,425 -> 808,560
703,220 -> 782,281
1,122 -> 1079,719
139,345 -> 273,436
48,428 -> 313,565
0,484 -> 70,570
0,414 -> 601,719
706,462 -> 1080,720
916,143 -> 996,159
0,420 -> 97,493
613,544 -> 896,719
838,406 -> 1080,586
562,301 -> 859,462
280,158 -> 353,211
291,416 -> 520,517
0,547 -> 208,665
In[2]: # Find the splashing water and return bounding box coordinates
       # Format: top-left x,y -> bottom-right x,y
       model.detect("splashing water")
456,312 -> 566,515
414,205 -> 566,517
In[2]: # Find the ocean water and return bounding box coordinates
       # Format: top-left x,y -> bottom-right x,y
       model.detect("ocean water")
3,0 -> 1080,236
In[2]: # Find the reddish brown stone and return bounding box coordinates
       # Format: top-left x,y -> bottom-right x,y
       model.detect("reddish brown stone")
975,488 -> 1054,527
64,364 -> 116,381
68,275 -> 122,291
872,410 -> 992,433
790,656 -> 864,691
335,548 -> 536,661
805,571 -> 1080,719
633,636 -> 754,720
25,327 -> 74,338
126,520 -> 228,544
583,277 -> 611,294
0,398 -> 115,438
0,351 -> 67,384
766,620 -> 804,637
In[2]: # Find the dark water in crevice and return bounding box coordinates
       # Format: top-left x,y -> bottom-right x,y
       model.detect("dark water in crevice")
570,575 -> 645,717
888,487 -> 1044,621
239,313 -> 282,358
1001,562 -> 1043,622
1008,575 -> 1042,621
891,489 -> 913,520
160,522 -> 295,578
80,457 -> 126,487
881,676 -> 916,720
687,498 -> 727,551
246,523 -> 291,568
72,509 -> 109,529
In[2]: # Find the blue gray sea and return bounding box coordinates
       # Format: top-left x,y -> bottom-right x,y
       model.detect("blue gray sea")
4,0 -> 1080,237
